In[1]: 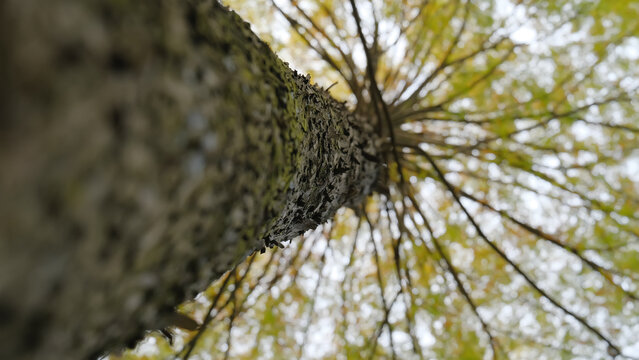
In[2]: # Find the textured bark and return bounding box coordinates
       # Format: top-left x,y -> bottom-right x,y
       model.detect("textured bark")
0,0 -> 379,358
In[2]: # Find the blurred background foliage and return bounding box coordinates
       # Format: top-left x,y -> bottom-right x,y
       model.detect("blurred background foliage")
111,0 -> 639,359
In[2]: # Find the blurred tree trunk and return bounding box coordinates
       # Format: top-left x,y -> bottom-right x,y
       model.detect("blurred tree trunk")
0,0 -> 379,358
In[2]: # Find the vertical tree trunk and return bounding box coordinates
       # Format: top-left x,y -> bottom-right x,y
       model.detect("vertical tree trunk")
0,0 -> 379,358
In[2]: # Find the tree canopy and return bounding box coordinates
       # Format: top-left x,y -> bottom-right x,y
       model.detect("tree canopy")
114,0 -> 639,359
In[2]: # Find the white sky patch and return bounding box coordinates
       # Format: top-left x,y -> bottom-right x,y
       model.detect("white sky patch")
415,311 -> 437,348
623,151 -> 639,182
135,336 -> 159,357
617,37 -> 639,60
511,25 -> 537,44
539,154 -> 561,168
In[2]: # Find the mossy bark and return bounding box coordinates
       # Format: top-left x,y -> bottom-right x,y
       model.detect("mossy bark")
0,0 -> 379,358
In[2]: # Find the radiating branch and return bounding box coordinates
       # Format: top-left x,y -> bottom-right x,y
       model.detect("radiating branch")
410,146 -> 624,357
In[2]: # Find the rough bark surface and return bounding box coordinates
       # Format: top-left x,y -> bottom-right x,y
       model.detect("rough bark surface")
0,0 -> 379,358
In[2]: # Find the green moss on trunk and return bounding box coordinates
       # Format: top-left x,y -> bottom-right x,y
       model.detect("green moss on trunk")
0,0 -> 379,358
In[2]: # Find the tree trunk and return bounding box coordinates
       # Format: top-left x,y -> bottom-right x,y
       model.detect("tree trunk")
0,0 -> 379,358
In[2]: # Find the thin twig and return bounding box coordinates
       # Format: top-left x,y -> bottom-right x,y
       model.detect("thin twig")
181,268 -> 235,359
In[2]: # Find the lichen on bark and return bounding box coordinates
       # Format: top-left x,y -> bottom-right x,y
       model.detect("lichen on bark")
0,0 -> 379,358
